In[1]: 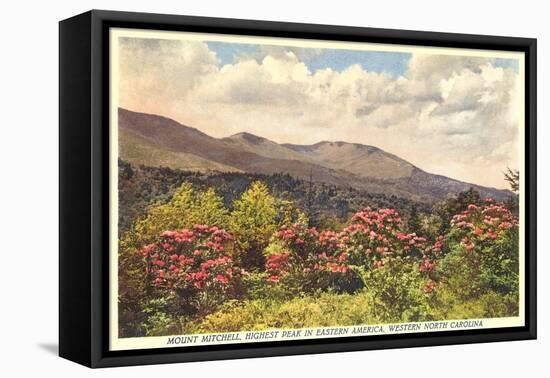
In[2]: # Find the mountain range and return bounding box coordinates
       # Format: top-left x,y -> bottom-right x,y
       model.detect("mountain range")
118,108 -> 511,203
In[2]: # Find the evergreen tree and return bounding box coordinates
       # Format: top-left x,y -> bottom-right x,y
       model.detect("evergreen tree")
277,199 -> 308,227
504,168 -> 519,215
407,205 -> 421,233
504,168 -> 520,193
191,187 -> 229,228
434,188 -> 483,235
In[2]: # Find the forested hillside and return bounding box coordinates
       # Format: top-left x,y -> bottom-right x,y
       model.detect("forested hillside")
118,159 -> 431,234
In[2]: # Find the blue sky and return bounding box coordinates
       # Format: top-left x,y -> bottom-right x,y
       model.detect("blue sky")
494,58 -> 519,72
206,42 -> 411,78
305,50 -> 410,78
206,42 -> 258,66
206,42 -> 518,78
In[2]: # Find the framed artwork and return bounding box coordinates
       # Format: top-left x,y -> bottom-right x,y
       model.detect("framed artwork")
59,10 -> 537,368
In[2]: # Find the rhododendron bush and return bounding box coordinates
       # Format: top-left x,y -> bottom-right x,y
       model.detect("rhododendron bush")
139,224 -> 245,316
265,222 -> 354,293
450,200 -> 518,253
265,208 -> 445,298
344,208 -> 444,276
438,199 -> 520,301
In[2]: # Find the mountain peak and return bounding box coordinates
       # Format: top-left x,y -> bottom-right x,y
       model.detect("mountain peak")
283,140 -> 380,154
311,140 -> 380,151
227,132 -> 270,145
118,107 -> 210,139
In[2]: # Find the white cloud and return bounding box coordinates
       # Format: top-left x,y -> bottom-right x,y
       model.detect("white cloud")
118,38 -> 521,189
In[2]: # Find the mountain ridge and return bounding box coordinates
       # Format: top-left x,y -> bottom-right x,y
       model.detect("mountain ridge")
118,107 -> 511,203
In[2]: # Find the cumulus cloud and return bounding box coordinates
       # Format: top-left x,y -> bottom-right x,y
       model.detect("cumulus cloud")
117,38 -> 522,189
256,45 -> 325,63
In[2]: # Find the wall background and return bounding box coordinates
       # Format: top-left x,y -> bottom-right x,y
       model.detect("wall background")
0,0 -> 545,376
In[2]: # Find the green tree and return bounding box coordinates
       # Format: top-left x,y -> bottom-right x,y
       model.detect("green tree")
126,183 -> 194,249
191,188 -> 230,228
420,214 -> 443,240
407,205 -> 421,233
434,188 -> 482,234
123,183 -> 229,250
504,168 -> 519,215
457,187 -> 482,206
504,168 -> 520,193
230,181 -> 278,270
276,199 -> 308,227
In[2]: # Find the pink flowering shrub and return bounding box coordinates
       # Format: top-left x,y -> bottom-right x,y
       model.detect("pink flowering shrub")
342,207 -> 446,295
450,199 -> 518,253
344,208 -> 428,266
332,208 -> 441,320
266,222 -> 353,292
265,252 -> 291,283
139,224 -> 245,315
266,208 -> 445,298
418,235 -> 445,293
439,199 -> 519,299
274,222 -> 320,260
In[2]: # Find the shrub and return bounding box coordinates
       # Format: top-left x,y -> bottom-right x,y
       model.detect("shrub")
265,208 -> 444,299
344,208 -> 428,266
343,207 -> 442,298
266,222 -> 354,293
140,224 -> 245,316
263,239 -> 287,258
138,296 -> 182,336
439,199 -> 519,299
428,284 -> 519,320
241,271 -> 297,301
361,256 -> 432,322
198,292 -> 376,332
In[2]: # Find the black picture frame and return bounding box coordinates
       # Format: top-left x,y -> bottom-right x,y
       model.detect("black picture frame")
59,9 -> 537,368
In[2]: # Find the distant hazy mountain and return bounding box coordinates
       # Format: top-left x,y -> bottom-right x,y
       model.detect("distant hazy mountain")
118,108 -> 511,203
